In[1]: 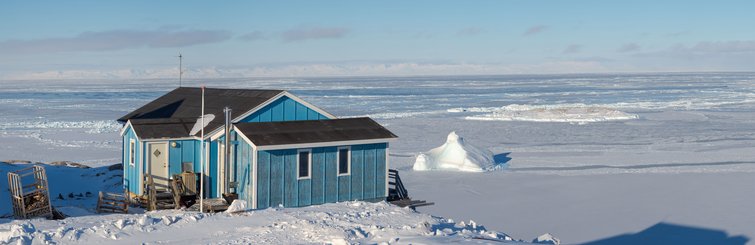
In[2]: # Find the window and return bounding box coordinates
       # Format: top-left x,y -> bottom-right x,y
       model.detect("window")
298,150 -> 311,179
338,147 -> 350,175
129,139 -> 136,166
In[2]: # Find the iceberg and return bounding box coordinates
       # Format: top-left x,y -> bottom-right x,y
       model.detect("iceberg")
413,132 -> 497,172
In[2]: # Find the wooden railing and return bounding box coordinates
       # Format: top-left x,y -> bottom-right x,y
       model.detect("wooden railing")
387,169 -> 408,201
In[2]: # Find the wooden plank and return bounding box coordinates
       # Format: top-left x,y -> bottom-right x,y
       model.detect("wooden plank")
271,99 -> 284,121
283,150 -> 298,207
311,148 -> 325,205
269,150 -> 284,207
295,103 -> 308,120
257,151 -> 270,209
375,145 -> 387,198
324,147 -> 339,203
350,145 -> 364,200
363,145 -> 376,199
283,97 -> 296,121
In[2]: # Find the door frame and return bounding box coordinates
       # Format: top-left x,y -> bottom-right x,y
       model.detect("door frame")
147,142 -> 169,190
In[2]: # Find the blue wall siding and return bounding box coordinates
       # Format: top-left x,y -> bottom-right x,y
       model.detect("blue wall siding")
375,147 -> 387,197
269,150 -> 285,207
208,139 -> 218,198
255,143 -> 387,209
257,151 -> 270,209
233,132 -> 254,206
363,144 -> 377,199
350,145 -> 364,200
122,126 -> 143,195
324,148 -> 338,203
240,96 -> 328,123
310,148 -> 325,205
168,139 -> 200,177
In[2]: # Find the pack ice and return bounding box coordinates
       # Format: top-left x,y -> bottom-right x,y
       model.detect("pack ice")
413,131 -> 498,172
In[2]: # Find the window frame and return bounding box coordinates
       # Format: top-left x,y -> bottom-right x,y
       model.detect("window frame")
297,149 -> 312,179
337,146 -> 351,176
129,139 -> 136,166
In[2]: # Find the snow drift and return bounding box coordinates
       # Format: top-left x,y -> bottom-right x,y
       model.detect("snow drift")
413,132 -> 499,172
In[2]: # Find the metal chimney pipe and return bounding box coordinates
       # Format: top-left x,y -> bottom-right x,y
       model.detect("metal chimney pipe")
223,107 -> 232,194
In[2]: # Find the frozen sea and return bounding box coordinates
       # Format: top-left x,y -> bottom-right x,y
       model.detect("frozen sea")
1,73 -> 754,243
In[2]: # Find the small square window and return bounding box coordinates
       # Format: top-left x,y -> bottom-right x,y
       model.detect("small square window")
298,150 -> 311,179
129,139 -> 136,166
338,147 -> 350,175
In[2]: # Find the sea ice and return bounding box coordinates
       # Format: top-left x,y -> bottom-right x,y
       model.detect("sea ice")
413,132 -> 497,172
463,104 -> 638,124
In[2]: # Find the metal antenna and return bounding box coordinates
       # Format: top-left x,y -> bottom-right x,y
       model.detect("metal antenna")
178,53 -> 183,87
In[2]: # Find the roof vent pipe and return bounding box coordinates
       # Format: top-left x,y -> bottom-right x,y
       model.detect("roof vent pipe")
223,107 -> 232,194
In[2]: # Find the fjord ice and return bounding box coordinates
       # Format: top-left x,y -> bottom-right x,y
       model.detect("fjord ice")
1,73 -> 754,244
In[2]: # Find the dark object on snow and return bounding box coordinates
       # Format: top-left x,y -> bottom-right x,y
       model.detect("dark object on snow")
58,193 -> 64,200
222,193 -> 238,204
387,169 -> 433,210
51,207 -> 66,220
68,193 -> 74,198
108,163 -> 123,171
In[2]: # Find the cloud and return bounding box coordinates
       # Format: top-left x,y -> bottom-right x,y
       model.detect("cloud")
281,26 -> 350,42
523,25 -> 548,36
238,31 -> 266,41
0,61 -> 610,80
562,44 -> 581,54
617,43 -> 641,52
682,40 -> 755,53
457,27 -> 482,36
0,28 -> 232,54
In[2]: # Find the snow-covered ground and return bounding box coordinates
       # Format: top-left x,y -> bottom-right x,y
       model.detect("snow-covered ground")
1,73 -> 754,244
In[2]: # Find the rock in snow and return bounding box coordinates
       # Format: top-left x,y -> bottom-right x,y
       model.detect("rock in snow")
413,132 -> 498,172
532,233 -> 561,244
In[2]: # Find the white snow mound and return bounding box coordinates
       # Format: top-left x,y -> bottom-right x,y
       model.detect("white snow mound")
225,199 -> 247,213
532,233 -> 561,244
413,132 -> 497,172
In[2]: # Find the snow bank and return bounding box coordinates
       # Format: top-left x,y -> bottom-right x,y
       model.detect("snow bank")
0,202 -> 522,244
413,132 -> 499,172
461,104 -> 638,124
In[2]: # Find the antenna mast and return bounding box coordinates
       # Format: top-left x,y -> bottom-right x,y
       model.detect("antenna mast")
178,53 -> 183,87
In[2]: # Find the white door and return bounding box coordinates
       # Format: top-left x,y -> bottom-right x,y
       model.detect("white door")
149,142 -> 169,190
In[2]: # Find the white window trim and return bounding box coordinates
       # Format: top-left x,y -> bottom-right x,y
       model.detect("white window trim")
297,149 -> 312,180
129,139 -> 136,166
337,146 -> 351,176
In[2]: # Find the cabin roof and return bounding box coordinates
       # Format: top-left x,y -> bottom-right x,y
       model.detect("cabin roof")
235,117 -> 397,146
129,118 -> 196,139
119,87 -> 284,137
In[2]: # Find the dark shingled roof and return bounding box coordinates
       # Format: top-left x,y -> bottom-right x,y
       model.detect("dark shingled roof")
129,118 -> 197,139
235,118 -> 397,146
119,87 -> 284,137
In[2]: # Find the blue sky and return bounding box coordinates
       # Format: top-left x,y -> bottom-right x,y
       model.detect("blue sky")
2,1 -> 755,79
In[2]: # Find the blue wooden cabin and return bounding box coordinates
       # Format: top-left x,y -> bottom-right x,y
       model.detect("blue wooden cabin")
118,87 -> 397,209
